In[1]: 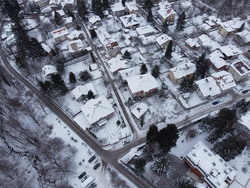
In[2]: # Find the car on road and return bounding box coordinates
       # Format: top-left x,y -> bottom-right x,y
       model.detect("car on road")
88,155 -> 96,163
78,171 -> 86,179
93,163 -> 101,170
212,101 -> 219,105
242,90 -> 249,94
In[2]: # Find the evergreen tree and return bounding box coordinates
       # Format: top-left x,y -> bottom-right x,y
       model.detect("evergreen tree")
122,0 -> 126,6
176,12 -> 186,31
102,0 -> 110,10
79,70 -> 91,81
213,135 -> 247,161
77,0 -> 88,21
151,65 -> 160,78
146,125 -> 159,144
90,51 -> 96,63
54,11 -> 63,25
147,9 -> 153,22
134,158 -> 146,176
38,81 -> 50,94
69,72 -> 76,83
90,29 -> 97,38
162,21 -> 169,34
51,74 -> 67,95
53,56 -> 65,74
179,77 -> 195,93
143,0 -> 153,12
165,41 -> 173,59
140,63 -> 148,74
151,157 -> 170,176
123,50 -> 131,59
176,177 -> 197,188
92,0 -> 104,18
2,0 -> 20,21
28,38 -> 47,59
195,53 -> 210,79
87,90 -> 95,99
237,22 -> 245,32
233,99 -> 250,115
158,124 -> 179,154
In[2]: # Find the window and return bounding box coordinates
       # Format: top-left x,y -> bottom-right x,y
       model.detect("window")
203,149 -> 207,153
212,162 -> 216,166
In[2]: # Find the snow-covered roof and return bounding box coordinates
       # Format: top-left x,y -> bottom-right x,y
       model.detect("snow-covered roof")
42,65 -> 57,78
51,27 -> 68,39
136,25 -> 155,36
107,56 -> 129,73
239,111 -> 250,131
68,39 -> 84,52
119,14 -> 140,28
180,1 -> 192,8
111,2 -> 125,12
126,74 -> 159,94
125,1 -> 138,12
1,23 -> 12,39
71,83 -> 97,100
56,9 -> 65,17
195,77 -> 221,98
67,30 -> 84,40
131,103 -> 148,119
89,63 -> 98,71
220,19 -> 245,32
235,30 -> 250,43
156,34 -> 172,46
119,67 -> 135,80
230,61 -> 250,76
211,71 -> 236,91
198,34 -> 220,51
185,141 -> 237,188
185,38 -> 200,48
169,62 -> 196,79
219,45 -> 242,57
208,50 -> 228,70
89,15 -> 101,25
81,95 -> 115,125
41,43 -> 52,53
139,35 -> 156,45
158,7 -> 176,20
64,16 -> 73,24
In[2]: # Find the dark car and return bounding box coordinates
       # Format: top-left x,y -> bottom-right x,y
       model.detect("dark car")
78,171 -> 86,179
242,90 -> 249,94
88,155 -> 96,163
212,101 -> 219,105
93,163 -> 101,170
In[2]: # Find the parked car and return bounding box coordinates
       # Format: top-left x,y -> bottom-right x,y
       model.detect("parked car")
78,171 -> 86,179
93,163 -> 101,170
242,90 -> 249,94
88,155 -> 96,163
212,101 -> 219,105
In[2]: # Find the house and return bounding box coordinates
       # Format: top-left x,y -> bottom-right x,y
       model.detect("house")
64,17 -> 73,28
89,64 -> 98,72
131,103 -> 148,119
41,43 -> 54,56
126,74 -> 159,98
155,34 -> 172,49
182,141 -> 237,188
107,56 -> 129,74
228,61 -> 250,82
211,71 -> 236,92
208,50 -> 228,71
218,45 -> 242,60
51,27 -> 68,42
98,31 -> 120,57
34,0 -> 49,8
200,16 -> 220,32
195,77 -> 221,99
136,25 -> 156,37
67,30 -> 84,40
169,62 -> 196,83
70,83 -> 97,102
68,39 -> 84,53
233,29 -> 250,46
198,34 -> 220,51
237,111 -> 250,141
89,15 -> 101,26
111,2 -> 126,17
119,67 -> 135,81
138,35 -> 156,46
157,6 -> 176,24
42,65 -> 57,80
81,95 -> 115,126
125,1 -> 139,14
218,19 -> 245,37
185,38 -> 200,50
120,14 -> 140,29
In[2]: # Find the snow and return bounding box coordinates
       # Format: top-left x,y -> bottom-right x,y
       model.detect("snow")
235,30 -> 250,43
51,27 -> 69,39
67,30 -> 84,40
119,68 -> 135,80
220,19 -> 245,33
185,38 -> 200,48
169,62 -> 196,80
136,25 -> 156,36
219,45 -> 242,57
157,5 -> 176,20
125,1 -> 138,12
230,61 -> 250,76
131,103 -> 148,119
107,56 -> 129,73
198,34 -> 221,51
89,15 -> 101,25
195,77 -> 221,98
211,71 -> 236,91
110,2 -> 125,13
119,14 -> 140,28
41,43 -> 52,52
68,39 -> 85,52
155,34 -> 172,48
70,83 -> 97,101
239,111 -> 250,131
208,50 -> 228,70
42,65 -> 57,79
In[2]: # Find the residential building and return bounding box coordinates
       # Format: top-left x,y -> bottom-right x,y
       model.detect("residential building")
169,62 -> 196,83
125,1 -> 139,14
89,15 -> 101,26
67,30 -> 84,40
70,83 -> 97,102
81,95 -> 115,126
183,141 -> 237,188
218,45 -> 242,60
136,25 -> 156,37
155,34 -> 172,49
119,68 -> 135,81
64,17 -> 73,28
34,0 -> 49,8
51,27 -> 68,42
120,14 -> 140,29
68,39 -> 85,53
126,74 -> 159,98
238,111 -> 250,142
98,31 -> 120,57
107,56 -> 129,74
138,35 -> 156,46
233,30 -> 250,46
211,71 -> 236,92
195,77 -> 221,99
228,61 -> 250,82
111,2 -> 126,17
42,65 -> 57,80
208,50 -> 228,71
218,19 -> 245,37
198,34 -> 220,51
185,38 -> 200,50
157,6 -> 176,24
131,103 -> 148,119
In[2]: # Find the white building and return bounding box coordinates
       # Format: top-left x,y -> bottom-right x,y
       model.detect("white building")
198,34 -> 221,51
89,15 -> 101,26
81,95 -> 115,125
119,68 -> 135,81
51,27 -> 68,42
211,71 -> 236,92
208,50 -> 228,71
68,39 -> 85,53
71,83 -> 97,102
131,103 -> 148,119
119,14 -> 140,29
107,56 -> 129,74
185,38 -> 200,50
169,62 -> 196,83
34,0 -> 49,8
136,25 -> 156,37
228,61 -> 250,82
233,29 -> 250,46
157,1 -> 176,25
218,19 -> 245,37
111,2 -> 126,17
183,141 -> 237,188
125,1 -> 139,14
195,77 -> 221,99
42,65 -> 57,80
218,45 -> 242,60
155,34 -> 172,49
